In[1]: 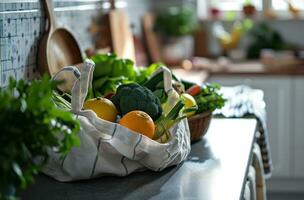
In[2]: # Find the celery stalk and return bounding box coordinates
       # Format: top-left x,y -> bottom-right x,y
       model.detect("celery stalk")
154,100 -> 186,140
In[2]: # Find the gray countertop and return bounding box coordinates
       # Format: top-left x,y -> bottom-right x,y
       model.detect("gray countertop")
21,118 -> 257,200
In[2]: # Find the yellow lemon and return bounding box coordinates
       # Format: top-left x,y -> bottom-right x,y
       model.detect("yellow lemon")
181,93 -> 197,117
83,97 -> 118,122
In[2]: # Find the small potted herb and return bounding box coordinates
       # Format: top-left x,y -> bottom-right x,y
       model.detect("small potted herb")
0,76 -> 80,199
154,6 -> 198,63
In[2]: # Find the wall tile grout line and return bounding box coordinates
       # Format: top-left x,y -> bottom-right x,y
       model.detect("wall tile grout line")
0,0 -> 100,87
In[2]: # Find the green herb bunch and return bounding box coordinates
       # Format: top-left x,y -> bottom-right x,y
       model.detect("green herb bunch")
194,83 -> 226,114
154,6 -> 198,37
0,75 -> 80,199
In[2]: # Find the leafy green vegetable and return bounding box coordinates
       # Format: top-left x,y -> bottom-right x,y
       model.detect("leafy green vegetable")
136,63 -> 161,84
0,76 -> 80,199
153,89 -> 167,104
111,83 -> 162,120
89,53 -> 161,97
194,83 -> 226,114
92,53 -> 135,80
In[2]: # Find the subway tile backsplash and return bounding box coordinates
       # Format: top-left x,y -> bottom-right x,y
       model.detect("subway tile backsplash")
0,0 -> 101,87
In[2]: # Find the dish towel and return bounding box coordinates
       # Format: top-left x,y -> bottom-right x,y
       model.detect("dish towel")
253,143 -> 267,200
246,166 -> 257,200
214,85 -> 272,178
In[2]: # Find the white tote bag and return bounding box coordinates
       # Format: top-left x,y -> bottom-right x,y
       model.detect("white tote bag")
42,59 -> 191,182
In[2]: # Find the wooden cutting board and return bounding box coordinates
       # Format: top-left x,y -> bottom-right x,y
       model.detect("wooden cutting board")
141,12 -> 162,63
95,0 -> 136,63
109,9 -> 136,62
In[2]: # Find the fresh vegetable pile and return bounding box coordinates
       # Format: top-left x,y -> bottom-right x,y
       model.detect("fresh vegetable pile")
84,81 -> 191,141
0,76 -> 80,199
83,54 -> 225,143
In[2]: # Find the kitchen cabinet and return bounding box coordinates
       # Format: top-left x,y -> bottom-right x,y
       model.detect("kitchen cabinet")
207,74 -> 304,192
294,78 -> 304,177
173,63 -> 304,191
207,75 -> 293,178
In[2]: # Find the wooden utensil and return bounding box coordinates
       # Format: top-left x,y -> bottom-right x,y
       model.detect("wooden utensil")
142,13 -> 162,63
97,0 -> 136,62
38,0 -> 83,91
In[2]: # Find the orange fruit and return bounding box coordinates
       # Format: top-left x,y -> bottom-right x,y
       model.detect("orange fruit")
83,97 -> 118,122
119,110 -> 155,139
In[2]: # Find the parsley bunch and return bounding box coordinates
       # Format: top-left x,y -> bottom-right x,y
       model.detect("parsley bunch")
194,83 -> 226,114
0,76 -> 80,199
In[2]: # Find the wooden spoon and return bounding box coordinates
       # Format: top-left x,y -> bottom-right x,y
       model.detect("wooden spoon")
38,0 -> 83,91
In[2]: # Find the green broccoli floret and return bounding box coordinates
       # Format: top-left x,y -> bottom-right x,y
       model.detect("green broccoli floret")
111,83 -> 162,120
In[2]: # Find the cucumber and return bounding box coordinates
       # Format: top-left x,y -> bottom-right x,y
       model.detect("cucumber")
143,68 -> 194,92
180,79 -> 196,90
143,71 -> 164,91
143,70 -> 181,89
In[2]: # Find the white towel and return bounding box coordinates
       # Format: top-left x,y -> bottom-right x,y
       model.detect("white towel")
252,143 -> 267,200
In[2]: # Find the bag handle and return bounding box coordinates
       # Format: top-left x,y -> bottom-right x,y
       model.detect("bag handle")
71,59 -> 95,112
149,66 -> 173,94
52,59 -> 95,112
52,66 -> 81,81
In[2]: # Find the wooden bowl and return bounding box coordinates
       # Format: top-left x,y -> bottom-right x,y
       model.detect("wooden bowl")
188,111 -> 212,142
38,0 -> 83,92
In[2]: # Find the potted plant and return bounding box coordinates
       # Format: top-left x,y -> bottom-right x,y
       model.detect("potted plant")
154,6 -> 198,64
243,0 -> 256,16
0,76 -> 80,199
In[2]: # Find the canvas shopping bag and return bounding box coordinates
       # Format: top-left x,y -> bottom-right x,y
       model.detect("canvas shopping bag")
42,59 -> 191,181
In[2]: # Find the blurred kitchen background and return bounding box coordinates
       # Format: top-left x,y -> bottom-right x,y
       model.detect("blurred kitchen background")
1,0 -> 304,199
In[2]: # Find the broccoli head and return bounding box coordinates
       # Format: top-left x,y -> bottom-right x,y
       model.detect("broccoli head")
111,83 -> 162,120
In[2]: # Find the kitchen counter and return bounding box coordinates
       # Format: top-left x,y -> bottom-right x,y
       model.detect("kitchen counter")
21,118 -> 257,200
207,61 -> 304,76
172,60 -> 304,83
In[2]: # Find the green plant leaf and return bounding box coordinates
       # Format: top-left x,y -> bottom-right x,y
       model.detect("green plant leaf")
0,76 -> 80,198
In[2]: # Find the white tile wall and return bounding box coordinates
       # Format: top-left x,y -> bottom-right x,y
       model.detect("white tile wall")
0,0 -> 101,87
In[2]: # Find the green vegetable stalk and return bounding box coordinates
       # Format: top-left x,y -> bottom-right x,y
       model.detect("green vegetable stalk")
52,91 -> 72,111
162,89 -> 180,116
154,100 -> 186,140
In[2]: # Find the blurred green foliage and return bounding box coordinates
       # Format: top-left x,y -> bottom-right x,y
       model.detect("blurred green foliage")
154,6 -> 198,37
0,76 -> 80,199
